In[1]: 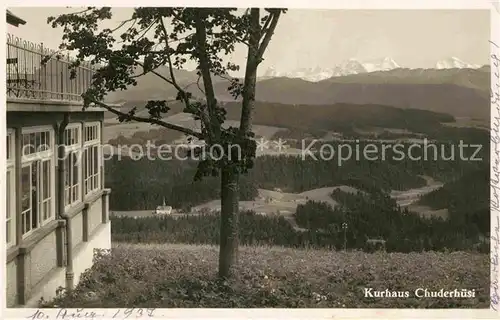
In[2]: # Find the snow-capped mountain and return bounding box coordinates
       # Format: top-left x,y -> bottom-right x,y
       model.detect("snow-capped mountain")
260,56 -> 482,82
435,57 -> 480,69
262,66 -> 333,82
262,66 -> 280,78
331,59 -> 367,77
260,57 -> 401,82
363,57 -> 400,72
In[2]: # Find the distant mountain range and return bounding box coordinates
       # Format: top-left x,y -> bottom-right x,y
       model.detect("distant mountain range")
260,57 -> 484,82
105,64 -> 490,121
435,57 -> 481,70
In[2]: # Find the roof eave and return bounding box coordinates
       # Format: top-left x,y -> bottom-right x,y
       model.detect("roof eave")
6,11 -> 26,27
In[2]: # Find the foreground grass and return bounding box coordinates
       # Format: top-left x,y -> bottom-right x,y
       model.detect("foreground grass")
43,243 -> 489,308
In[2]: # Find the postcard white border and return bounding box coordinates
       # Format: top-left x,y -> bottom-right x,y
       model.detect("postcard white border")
1,0 -> 499,319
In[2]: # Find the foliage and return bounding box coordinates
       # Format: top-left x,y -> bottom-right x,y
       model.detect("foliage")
40,243 -> 489,308
48,7 -> 288,277
109,195 -> 489,253
327,190 -> 488,252
418,167 -> 490,234
48,7 -> 284,182
111,212 -> 297,246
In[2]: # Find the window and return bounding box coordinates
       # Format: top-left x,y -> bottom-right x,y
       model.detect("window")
21,127 -> 54,237
6,169 -> 14,246
83,145 -> 100,195
41,160 -> 51,221
7,130 -> 14,163
83,123 -> 99,143
6,130 -> 15,247
64,124 -> 81,207
65,152 -> 80,206
7,134 -> 11,160
21,165 -> 31,235
22,130 -> 51,156
65,125 -> 80,146
83,122 -> 101,196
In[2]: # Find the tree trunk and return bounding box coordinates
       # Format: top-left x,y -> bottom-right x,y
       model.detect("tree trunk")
239,9 -> 260,134
218,167 -> 240,278
218,9 -> 259,279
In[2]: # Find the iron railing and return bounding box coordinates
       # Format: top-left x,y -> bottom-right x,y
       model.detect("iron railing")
6,33 -> 96,102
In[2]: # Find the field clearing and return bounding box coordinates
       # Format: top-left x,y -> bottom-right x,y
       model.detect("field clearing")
352,126 -> 425,137
110,187 -> 357,220
111,179 -> 443,222
192,186 -> 359,216
42,243 -> 489,308
110,186 -> 359,232
104,112 -> 287,143
441,117 -> 488,130
406,204 -> 449,219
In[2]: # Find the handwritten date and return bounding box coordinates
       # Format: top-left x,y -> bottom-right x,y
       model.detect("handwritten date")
27,308 -> 155,319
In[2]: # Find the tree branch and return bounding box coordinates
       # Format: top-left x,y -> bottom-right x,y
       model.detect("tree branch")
195,73 -> 205,95
256,10 -> 281,61
110,18 -> 136,33
193,13 -> 220,142
159,15 -> 213,139
159,18 -> 184,92
130,55 -> 168,79
90,99 -> 203,138
135,60 -> 175,86
68,7 -> 94,16
259,13 -> 272,41
136,21 -> 156,41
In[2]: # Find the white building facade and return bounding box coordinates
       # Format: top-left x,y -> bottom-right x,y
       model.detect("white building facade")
5,11 -> 112,307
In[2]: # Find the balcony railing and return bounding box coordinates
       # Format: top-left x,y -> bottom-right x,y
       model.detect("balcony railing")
6,33 -> 96,103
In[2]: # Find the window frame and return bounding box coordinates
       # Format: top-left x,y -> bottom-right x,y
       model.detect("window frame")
21,126 -> 53,159
6,129 -> 15,248
83,122 -> 101,198
64,123 -> 81,148
20,126 -> 56,239
64,123 -> 82,209
83,122 -> 100,146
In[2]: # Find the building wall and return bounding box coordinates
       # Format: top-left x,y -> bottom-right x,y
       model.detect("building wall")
6,259 -> 18,307
5,105 -> 111,307
25,199 -> 111,307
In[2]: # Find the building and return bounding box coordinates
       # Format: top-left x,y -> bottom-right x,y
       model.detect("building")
6,10 -> 25,27
5,10 -> 112,307
154,198 -> 172,215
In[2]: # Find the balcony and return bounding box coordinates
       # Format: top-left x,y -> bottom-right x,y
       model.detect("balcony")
6,33 -> 96,103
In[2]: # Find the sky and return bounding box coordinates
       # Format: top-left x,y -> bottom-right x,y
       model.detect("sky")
7,7 -> 490,75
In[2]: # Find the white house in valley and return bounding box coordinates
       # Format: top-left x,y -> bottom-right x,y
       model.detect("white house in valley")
154,198 -> 172,215
5,10 -> 112,307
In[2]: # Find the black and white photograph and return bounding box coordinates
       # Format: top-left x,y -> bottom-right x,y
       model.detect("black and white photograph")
2,2 -> 499,316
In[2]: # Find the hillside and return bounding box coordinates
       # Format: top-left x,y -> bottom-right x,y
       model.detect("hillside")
250,81 -> 488,120
418,167 -> 489,233
103,67 -> 228,104
41,243 -> 489,308
104,67 -> 489,120
221,101 -> 455,135
105,100 -> 489,148
323,67 -> 489,93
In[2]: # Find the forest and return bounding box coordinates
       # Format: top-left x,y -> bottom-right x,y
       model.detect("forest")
106,137 -> 487,211
110,187 -> 488,253
105,117 -> 489,253
107,156 -> 489,253
418,167 -> 489,234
